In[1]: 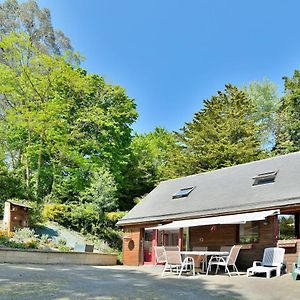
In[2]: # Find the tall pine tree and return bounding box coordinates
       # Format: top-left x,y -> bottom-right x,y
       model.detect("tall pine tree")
275,70 -> 300,154
176,84 -> 265,174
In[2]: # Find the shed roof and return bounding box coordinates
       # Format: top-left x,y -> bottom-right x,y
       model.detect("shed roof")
118,151 -> 300,226
7,200 -> 32,209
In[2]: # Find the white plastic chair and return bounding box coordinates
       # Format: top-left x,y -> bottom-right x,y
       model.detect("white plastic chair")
206,245 -> 242,277
247,247 -> 285,278
162,246 -> 195,278
153,246 -> 166,267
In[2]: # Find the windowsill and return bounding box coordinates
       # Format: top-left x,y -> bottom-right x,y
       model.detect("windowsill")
277,239 -> 297,248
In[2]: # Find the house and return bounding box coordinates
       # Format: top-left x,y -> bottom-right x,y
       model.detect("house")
3,200 -> 32,233
117,151 -> 300,271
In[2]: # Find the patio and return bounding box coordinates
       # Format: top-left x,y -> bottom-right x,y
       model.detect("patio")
0,263 -> 298,299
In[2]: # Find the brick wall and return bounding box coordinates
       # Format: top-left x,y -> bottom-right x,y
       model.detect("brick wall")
189,217 -> 276,269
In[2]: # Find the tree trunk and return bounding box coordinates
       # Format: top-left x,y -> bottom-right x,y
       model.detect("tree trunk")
35,134 -> 44,201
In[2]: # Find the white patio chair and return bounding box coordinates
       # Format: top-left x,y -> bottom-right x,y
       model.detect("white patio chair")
246,247 -> 285,279
219,246 -> 232,260
162,246 -> 195,278
220,246 -> 232,254
153,246 -> 166,267
206,245 -> 242,277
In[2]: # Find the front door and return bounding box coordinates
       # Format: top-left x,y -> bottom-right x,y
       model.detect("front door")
143,229 -> 153,263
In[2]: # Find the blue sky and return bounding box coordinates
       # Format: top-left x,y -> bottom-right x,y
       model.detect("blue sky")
37,0 -> 300,133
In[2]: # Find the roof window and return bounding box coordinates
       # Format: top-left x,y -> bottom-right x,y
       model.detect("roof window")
252,171 -> 278,186
172,187 -> 195,199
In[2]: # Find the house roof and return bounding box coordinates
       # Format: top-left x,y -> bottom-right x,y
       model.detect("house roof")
118,151 -> 300,226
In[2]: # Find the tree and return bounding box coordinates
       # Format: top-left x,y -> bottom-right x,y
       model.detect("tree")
0,0 -> 72,55
243,78 -> 280,149
274,70 -> 300,154
120,127 -> 181,209
80,167 -> 118,213
176,84 -> 265,174
0,32 -> 85,200
0,33 -> 137,204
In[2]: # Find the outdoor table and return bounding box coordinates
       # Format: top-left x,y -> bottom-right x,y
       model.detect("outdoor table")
180,251 -> 229,273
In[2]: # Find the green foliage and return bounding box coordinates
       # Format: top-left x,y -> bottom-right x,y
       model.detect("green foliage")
56,236 -> 67,246
10,227 -> 39,249
57,244 -> 71,252
279,216 -> 296,240
0,0 -> 73,56
121,127 -> 181,209
80,168 -> 118,213
40,234 -> 50,244
275,70 -> 300,154
176,84 -> 265,174
243,78 -> 280,149
27,201 -> 45,226
105,211 -> 127,225
43,203 -> 71,224
69,202 -> 99,234
0,166 -> 24,214
11,227 -> 36,241
0,32 -> 137,208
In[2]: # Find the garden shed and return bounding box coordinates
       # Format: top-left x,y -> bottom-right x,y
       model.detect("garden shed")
3,200 -> 32,233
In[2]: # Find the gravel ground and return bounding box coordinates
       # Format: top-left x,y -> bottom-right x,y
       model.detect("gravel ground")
0,264 -> 298,300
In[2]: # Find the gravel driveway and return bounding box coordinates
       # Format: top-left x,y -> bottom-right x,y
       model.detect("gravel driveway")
0,264 -> 298,300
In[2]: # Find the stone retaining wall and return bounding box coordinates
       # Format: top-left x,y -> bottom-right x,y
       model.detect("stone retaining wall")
0,248 -> 117,265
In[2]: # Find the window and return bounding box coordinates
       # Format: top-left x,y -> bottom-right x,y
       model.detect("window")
239,221 -> 259,244
252,171 -> 278,186
172,187 -> 195,199
279,214 -> 296,240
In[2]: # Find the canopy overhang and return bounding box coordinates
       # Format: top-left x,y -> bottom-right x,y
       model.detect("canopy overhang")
146,209 -> 280,230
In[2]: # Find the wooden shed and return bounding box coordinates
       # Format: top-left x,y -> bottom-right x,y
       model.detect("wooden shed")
3,200 -> 32,233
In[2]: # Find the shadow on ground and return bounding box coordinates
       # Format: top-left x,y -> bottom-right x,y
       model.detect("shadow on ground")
0,264 -> 243,300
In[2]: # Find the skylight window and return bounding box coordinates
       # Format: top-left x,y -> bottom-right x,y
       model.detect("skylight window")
172,187 -> 195,199
252,171 -> 278,186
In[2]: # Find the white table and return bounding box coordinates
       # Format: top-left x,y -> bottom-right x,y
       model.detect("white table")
181,251 -> 229,273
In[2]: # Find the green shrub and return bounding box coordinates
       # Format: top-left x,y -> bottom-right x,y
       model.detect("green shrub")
104,211 -> 127,227
56,236 -> 67,246
57,244 -> 71,252
40,234 -> 50,244
27,201 -> 45,226
43,203 -> 72,225
11,228 -> 37,243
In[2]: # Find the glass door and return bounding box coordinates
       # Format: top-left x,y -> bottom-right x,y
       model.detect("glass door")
163,230 -> 179,246
143,229 -> 153,263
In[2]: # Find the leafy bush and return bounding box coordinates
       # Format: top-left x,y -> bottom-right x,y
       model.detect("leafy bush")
43,203 -> 72,225
69,202 -> 99,234
93,239 -> 111,253
27,201 -> 45,226
40,234 -> 50,244
10,228 -> 39,249
80,168 -> 118,213
56,236 -> 67,246
105,211 -> 127,226
0,229 -> 10,245
11,228 -> 37,243
0,228 -> 29,249
57,244 -> 71,252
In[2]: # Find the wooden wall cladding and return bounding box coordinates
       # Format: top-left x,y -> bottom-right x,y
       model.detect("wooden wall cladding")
189,217 -> 276,269
122,226 -> 142,266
